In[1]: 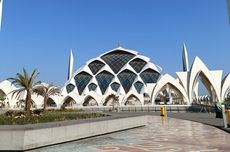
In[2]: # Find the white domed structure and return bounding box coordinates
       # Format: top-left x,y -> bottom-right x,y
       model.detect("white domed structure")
1,45 -> 229,109
62,46 -> 162,107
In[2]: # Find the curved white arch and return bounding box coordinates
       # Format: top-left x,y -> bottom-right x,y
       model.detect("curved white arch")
151,74 -> 189,104
129,55 -> 150,63
141,62 -> 162,74
96,64 -> 115,76
122,91 -> 143,106
86,57 -> 107,66
61,92 -> 78,106
189,57 -> 222,102
46,97 -> 57,107
48,95 -> 64,107
99,46 -> 138,57
102,93 -> 120,106
221,73 -> 230,101
0,80 -> 17,95
83,94 -> 99,106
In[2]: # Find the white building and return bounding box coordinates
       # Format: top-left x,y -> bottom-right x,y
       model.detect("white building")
0,45 -> 230,109
61,45 -> 230,108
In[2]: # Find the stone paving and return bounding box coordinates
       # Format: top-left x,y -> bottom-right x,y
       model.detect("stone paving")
107,111 -> 230,133
29,116 -> 230,152
152,112 -> 230,133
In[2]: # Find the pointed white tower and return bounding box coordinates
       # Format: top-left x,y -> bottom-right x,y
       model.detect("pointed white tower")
68,49 -> 74,80
0,0 -> 3,31
182,43 -> 189,72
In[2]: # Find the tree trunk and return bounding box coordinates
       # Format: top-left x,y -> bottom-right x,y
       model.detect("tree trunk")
44,95 -> 48,111
25,91 -> 31,114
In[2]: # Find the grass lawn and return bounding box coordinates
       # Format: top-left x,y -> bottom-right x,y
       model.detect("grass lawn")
0,109 -> 106,125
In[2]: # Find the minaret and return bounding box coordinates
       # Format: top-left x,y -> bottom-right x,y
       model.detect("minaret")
0,0 -> 3,31
68,49 -> 74,80
182,43 -> 189,72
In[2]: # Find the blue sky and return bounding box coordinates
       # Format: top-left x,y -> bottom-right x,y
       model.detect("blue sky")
0,0 -> 229,86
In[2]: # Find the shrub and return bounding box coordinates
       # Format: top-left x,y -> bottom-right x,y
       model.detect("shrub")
32,109 -> 43,115
5,110 -> 14,117
0,111 -> 106,125
5,110 -> 26,117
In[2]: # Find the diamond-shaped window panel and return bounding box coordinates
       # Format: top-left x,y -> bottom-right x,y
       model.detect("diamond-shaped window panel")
96,71 -> 114,94
140,68 -> 160,83
134,81 -> 144,93
101,50 -> 135,74
74,72 -> 93,95
66,83 -> 75,93
88,83 -> 97,91
129,58 -> 147,73
110,82 -> 120,92
88,60 -> 105,75
118,69 -> 137,93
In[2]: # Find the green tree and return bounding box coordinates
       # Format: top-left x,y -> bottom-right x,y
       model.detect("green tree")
8,68 -> 41,114
35,83 -> 61,110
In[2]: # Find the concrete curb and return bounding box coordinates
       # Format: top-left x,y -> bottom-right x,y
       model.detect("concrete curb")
0,115 -> 149,151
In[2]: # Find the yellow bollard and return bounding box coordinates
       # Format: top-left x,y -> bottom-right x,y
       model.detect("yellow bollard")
161,106 -> 165,117
225,110 -> 230,127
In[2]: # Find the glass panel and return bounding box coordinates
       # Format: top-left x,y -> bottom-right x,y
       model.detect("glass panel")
96,71 -> 114,94
88,60 -> 105,75
88,83 -> 97,91
118,69 -> 137,93
101,50 -> 135,74
110,82 -> 120,92
66,83 -> 75,93
129,58 -> 147,73
134,81 -> 144,93
140,68 -> 160,83
74,72 -> 93,95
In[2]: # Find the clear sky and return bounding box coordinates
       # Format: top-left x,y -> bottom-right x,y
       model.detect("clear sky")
0,0 -> 229,86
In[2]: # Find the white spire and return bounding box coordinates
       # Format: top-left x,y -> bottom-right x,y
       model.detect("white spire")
0,0 -> 3,31
182,43 -> 189,72
68,49 -> 74,80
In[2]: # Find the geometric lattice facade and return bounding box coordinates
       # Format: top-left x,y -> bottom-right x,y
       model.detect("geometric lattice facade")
64,47 -> 162,98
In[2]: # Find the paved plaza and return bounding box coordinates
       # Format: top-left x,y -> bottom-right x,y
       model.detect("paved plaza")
29,114 -> 230,152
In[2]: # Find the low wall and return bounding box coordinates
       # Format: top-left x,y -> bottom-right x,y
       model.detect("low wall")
0,115 -> 148,151
71,105 -> 214,113
75,105 -> 192,112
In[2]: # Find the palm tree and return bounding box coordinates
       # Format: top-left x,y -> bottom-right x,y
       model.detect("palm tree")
8,68 -> 41,114
35,83 -> 61,110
